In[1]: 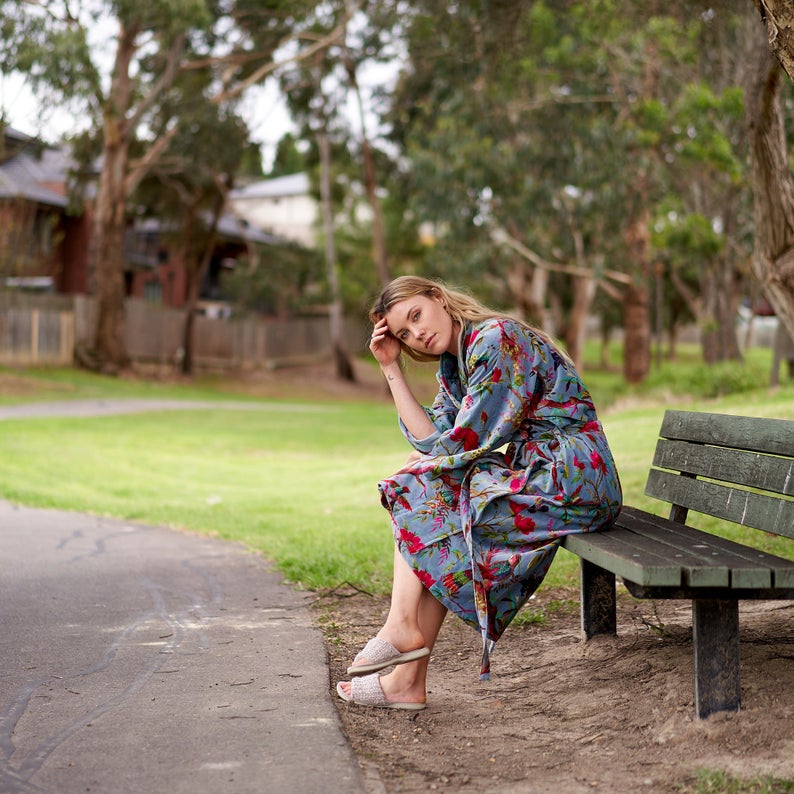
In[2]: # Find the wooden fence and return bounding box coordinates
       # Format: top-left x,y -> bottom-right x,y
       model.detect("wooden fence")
0,293 -> 366,371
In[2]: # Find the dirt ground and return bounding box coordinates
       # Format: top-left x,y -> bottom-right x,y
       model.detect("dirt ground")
317,587 -> 794,794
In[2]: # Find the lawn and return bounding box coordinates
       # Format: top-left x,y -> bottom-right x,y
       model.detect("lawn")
0,344 -> 792,594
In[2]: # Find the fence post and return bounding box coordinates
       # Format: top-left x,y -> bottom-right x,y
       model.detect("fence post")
61,311 -> 74,364
31,308 -> 39,363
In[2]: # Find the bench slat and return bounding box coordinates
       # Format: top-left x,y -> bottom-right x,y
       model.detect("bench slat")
562,528 -> 682,587
653,439 -> 794,498
615,508 -> 732,587
660,410 -> 794,457
618,506 -> 794,588
646,468 -> 794,541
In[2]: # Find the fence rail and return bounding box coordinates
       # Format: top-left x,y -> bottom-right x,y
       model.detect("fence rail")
0,295 -> 364,371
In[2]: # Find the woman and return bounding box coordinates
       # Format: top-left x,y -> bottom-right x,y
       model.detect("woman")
337,276 -> 622,710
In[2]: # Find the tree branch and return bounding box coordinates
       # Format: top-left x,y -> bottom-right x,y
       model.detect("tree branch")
211,20 -> 347,103
490,222 -> 632,287
126,32 -> 187,133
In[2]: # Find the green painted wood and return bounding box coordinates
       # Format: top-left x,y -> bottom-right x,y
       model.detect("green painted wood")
693,599 -> 741,718
562,529 -> 682,586
660,410 -> 794,457
653,439 -> 794,497
646,469 -> 794,540
618,506 -> 793,588
615,507 -> 731,587
622,583 -> 794,600
632,511 -> 794,588
579,559 -> 616,638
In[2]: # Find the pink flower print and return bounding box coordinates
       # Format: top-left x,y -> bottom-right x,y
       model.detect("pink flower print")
590,450 -> 608,475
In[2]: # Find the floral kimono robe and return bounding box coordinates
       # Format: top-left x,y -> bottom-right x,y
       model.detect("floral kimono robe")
378,318 -> 622,678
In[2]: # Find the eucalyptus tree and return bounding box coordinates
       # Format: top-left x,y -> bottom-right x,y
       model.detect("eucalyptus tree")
279,3 -> 356,380
0,0 -> 334,371
644,5 -> 753,365
387,1 -> 650,372
135,67 -> 251,375
747,1 -> 794,343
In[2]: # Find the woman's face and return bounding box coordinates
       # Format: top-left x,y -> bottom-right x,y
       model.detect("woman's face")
384,293 -> 458,356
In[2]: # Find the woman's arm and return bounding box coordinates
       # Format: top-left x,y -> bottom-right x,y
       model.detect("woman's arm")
381,362 -> 437,440
370,318 -> 436,440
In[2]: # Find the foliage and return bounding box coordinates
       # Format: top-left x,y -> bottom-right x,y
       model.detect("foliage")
220,240 -> 323,316
682,769 -> 794,794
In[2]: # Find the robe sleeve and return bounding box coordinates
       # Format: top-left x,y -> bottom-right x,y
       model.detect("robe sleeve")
402,321 -> 539,467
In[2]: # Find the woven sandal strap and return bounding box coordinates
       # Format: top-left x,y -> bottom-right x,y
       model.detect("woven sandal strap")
350,673 -> 388,706
353,637 -> 398,665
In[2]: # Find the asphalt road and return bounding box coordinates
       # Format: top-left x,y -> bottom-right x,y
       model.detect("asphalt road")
0,413 -> 371,794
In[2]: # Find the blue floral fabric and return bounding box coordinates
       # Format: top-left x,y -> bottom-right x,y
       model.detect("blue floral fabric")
378,318 -> 622,678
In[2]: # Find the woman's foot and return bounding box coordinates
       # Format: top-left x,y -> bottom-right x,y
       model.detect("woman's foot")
347,628 -> 427,676
337,668 -> 427,709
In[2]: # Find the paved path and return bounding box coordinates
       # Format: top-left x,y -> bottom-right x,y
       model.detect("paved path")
0,398 -> 279,421
0,400 -> 372,794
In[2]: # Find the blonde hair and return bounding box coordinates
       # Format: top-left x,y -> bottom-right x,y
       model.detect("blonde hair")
369,275 -> 564,364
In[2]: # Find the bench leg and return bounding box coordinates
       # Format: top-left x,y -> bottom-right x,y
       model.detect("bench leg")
692,599 -> 740,719
580,559 -> 616,639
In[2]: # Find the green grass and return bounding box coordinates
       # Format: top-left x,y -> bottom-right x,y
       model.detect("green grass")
1,352 -> 793,594
680,770 -> 794,793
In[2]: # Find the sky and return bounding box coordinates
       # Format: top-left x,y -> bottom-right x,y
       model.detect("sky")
1,70 -> 298,171
1,31 -> 397,174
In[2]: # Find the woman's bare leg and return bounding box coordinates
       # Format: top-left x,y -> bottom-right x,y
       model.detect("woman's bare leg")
340,550 -> 447,703
349,547 -> 427,667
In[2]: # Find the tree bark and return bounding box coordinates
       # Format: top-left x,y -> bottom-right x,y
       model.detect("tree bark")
622,208 -> 652,383
754,1 -> 794,83
344,54 -> 391,287
88,20 -> 138,373
745,15 -> 794,343
318,129 -> 355,382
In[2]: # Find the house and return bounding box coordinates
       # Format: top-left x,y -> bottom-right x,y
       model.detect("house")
230,173 -> 317,248
0,126 -> 91,295
0,125 -> 282,311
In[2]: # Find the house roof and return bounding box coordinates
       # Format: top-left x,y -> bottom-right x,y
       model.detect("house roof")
0,139 -> 70,208
133,213 -> 282,247
230,172 -> 310,200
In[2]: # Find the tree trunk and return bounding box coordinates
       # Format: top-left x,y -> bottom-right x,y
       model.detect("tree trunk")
344,55 -> 391,287
622,209 -> 652,384
505,258 -> 550,329
88,22 -> 140,373
623,282 -> 651,384
745,16 -> 794,343
317,130 -> 355,382
182,190 -> 226,376
91,125 -> 130,373
754,1 -> 794,83
565,273 -> 597,372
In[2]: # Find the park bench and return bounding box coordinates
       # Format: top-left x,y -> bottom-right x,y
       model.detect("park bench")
561,409 -> 794,719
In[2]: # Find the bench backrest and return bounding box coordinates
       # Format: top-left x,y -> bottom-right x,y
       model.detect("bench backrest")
646,410 -> 794,540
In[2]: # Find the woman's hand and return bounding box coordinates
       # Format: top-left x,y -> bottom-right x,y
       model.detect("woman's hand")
369,317 -> 401,368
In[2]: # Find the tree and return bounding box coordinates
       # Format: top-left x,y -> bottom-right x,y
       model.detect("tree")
747,1 -> 794,343
137,72 -> 250,374
754,1 -> 794,82
1,0 -> 337,371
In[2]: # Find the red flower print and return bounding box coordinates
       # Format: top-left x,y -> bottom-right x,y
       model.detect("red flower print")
415,569 -> 436,589
450,425 -> 480,452
509,501 -> 536,534
491,367 -> 502,384
590,450 -> 608,475
398,528 -> 424,554
583,421 -> 600,433
573,455 -> 586,471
